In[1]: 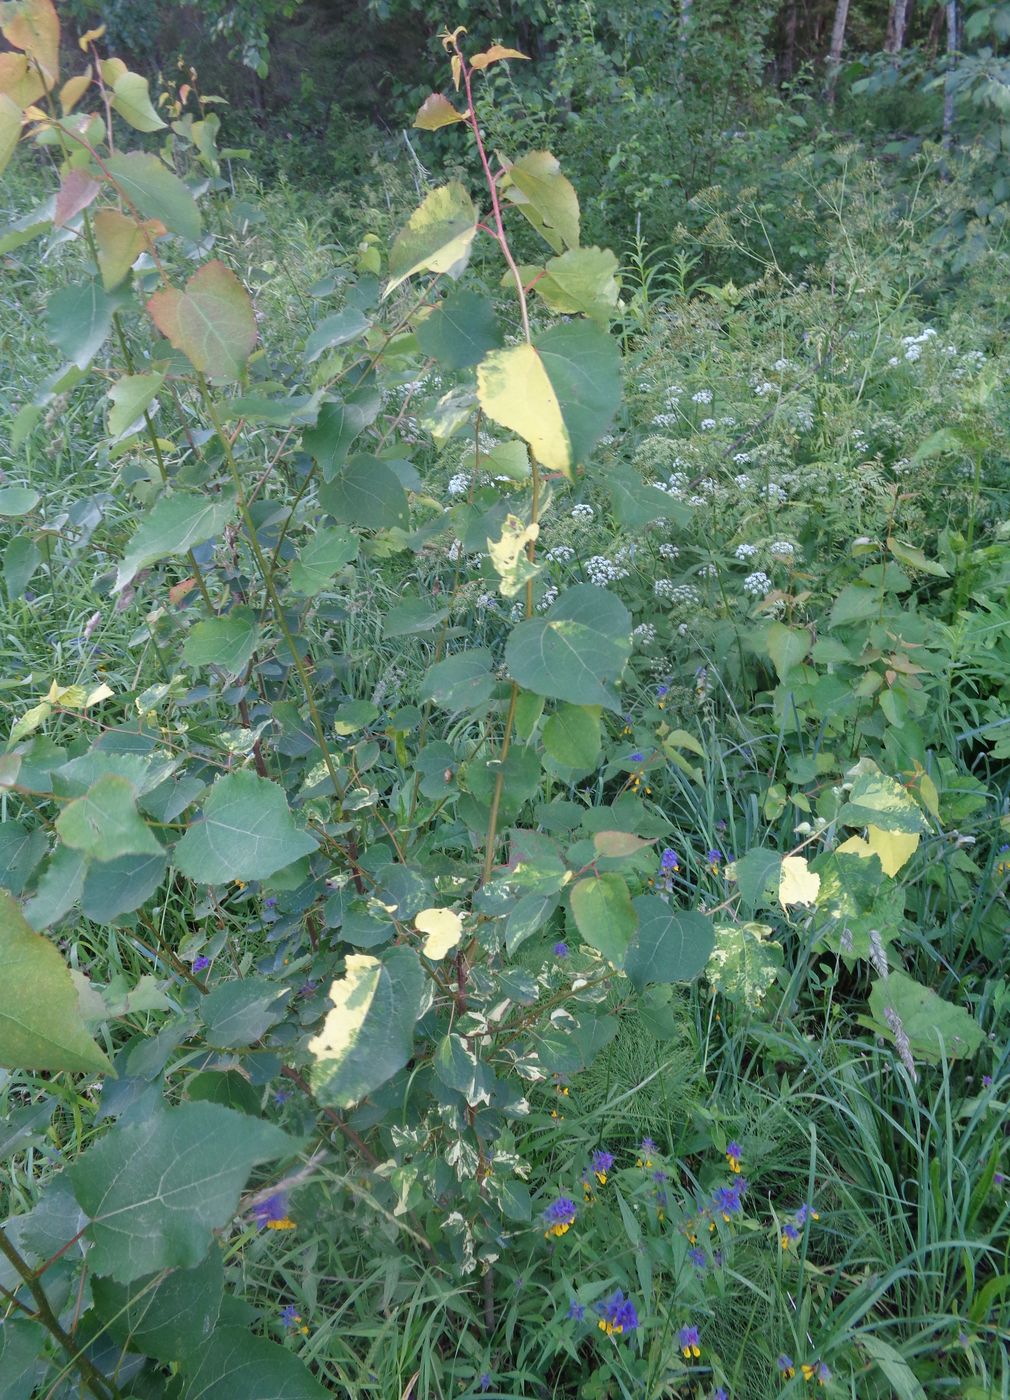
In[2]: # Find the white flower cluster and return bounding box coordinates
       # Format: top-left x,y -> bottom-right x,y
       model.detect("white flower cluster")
901,326 -> 937,363
654,580 -> 701,605
571,503 -> 594,522
656,473 -> 688,498
697,563 -> 717,579
733,451 -> 751,464
586,555 -> 629,586
658,542 -> 680,560
720,415 -> 737,426
765,483 -> 788,504
537,585 -> 559,611
753,380 -> 776,397
691,388 -> 713,404
475,592 -> 496,611
734,542 -> 758,560
698,477 -> 718,495
773,357 -> 793,372
546,545 -> 575,563
700,418 -> 717,431
664,384 -> 684,405
734,473 -> 751,490
651,412 -> 678,428
769,540 -> 795,558
633,622 -> 656,645
447,539 -> 463,562
792,404 -> 814,431
743,570 -> 771,597
448,472 -> 471,496
955,349 -> 987,378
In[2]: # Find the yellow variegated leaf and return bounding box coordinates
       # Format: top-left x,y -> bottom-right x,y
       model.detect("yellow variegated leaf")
415,907 -> 463,960
0,92 -> 20,175
78,23 -> 106,50
778,855 -> 820,908
866,824 -> 919,877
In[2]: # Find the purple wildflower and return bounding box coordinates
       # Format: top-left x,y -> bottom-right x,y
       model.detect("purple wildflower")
251,1192 -> 294,1230
688,1246 -> 707,1269
660,847 -> 680,872
591,1149 -> 615,1184
567,1299 -> 585,1321
595,1289 -> 638,1337
542,1197 -> 577,1238
679,1324 -> 701,1359
193,955 -> 211,972
553,941 -> 569,958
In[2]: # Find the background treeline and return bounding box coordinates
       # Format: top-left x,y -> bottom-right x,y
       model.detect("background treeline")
51,0 -> 1010,255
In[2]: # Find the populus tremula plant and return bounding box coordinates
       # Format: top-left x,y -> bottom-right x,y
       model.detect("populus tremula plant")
0,5 -> 994,1396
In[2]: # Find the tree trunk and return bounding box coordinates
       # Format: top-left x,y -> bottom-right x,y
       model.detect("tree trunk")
782,2 -> 798,81
884,0 -> 909,56
825,0 -> 851,103
942,0 -> 958,146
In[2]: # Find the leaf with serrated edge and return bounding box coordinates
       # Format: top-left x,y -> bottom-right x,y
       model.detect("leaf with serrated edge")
148,260 -> 257,381
174,769 -> 316,884
68,1102 -> 295,1282
0,889 -> 111,1073
385,182 -> 477,296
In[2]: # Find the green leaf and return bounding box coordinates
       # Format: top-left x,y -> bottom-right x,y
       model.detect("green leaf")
837,768 -> 927,833
105,151 -> 202,241
476,320 -> 620,477
420,648 -> 495,712
319,453 -> 409,531
174,770 -> 316,884
707,922 -> 783,1006
542,704 -> 600,768
732,848 -> 783,910
111,70 -> 166,132
765,621 -> 809,681
887,536 -> 949,578
0,889 -> 111,1074
147,260 -> 257,382
569,873 -> 636,967
415,288 -> 503,370
91,1249 -> 223,1362
45,279 -> 119,369
181,1325 -> 329,1399
80,851 -> 167,922
182,610 -> 260,676
625,896 -> 714,990
199,977 -> 290,1047
527,246 -> 619,325
92,208 -> 146,290
116,492 -> 236,591
505,891 -> 559,953
382,596 -> 449,638
869,970 -> 984,1065
308,947 -> 423,1108
0,92 -> 20,177
304,307 -> 370,363
0,487 -> 39,517
289,526 -> 358,596
0,1316 -> 45,1399
4,535 -> 40,599
55,774 -> 162,860
22,844 -> 87,930
107,371 -> 164,439
302,393 -> 381,479
506,584 -> 631,710
433,1033 -> 490,1105
606,463 -> 689,528
69,1102 -> 295,1283
385,182 -> 477,297
502,150 -> 579,253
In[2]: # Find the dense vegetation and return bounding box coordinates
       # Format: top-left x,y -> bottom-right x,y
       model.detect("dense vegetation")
1,1 -> 1010,1396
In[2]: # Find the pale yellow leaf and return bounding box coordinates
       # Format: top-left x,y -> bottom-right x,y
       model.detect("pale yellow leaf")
415,907 -> 463,960
866,824 -> 919,877
78,23 -> 106,50
476,343 -> 569,474
85,683 -> 114,707
836,834 -> 874,860
778,855 -> 820,908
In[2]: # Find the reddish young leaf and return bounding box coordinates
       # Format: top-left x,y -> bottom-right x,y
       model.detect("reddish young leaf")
53,167 -> 101,228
